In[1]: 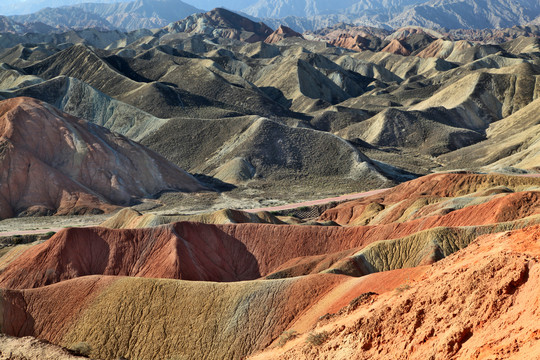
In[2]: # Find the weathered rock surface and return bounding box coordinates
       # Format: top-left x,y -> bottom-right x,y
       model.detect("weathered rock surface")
0,97 -> 206,219
0,334 -> 89,359
251,224 -> 540,360
265,25 -> 303,44
0,173 -> 539,360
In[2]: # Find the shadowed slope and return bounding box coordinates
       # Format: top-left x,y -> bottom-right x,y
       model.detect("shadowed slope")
0,224 -> 262,288
439,98 -> 540,170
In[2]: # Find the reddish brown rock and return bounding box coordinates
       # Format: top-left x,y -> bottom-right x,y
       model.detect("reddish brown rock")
329,34 -> 371,51
0,223 -> 396,288
251,225 -> 540,360
320,173 -> 540,225
381,39 -> 411,56
264,25 -> 303,44
2,189 -> 538,289
0,97 -> 207,219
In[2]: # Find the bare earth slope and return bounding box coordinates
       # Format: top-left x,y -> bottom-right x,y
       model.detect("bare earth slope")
0,173 -> 539,359
0,97 -> 206,219
251,224 -> 540,360
0,14 -> 539,359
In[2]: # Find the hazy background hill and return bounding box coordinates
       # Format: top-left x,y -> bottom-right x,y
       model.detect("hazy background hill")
243,0 -> 424,18
0,0 -> 120,16
2,0 -> 540,31
1,0 -> 540,31
9,0 -> 202,31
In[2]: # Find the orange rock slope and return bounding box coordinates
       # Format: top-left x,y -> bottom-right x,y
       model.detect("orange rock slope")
0,97 -> 207,219
0,172 -> 538,359
251,225 -> 540,360
265,25 -> 303,44
381,39 -> 411,55
329,34 -> 372,51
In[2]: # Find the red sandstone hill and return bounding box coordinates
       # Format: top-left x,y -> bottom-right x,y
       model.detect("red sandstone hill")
381,39 -> 411,56
1,173 -> 538,290
0,173 -> 538,359
0,97 -> 207,219
251,224 -> 540,360
265,25 -> 303,44
0,222 -> 428,288
329,34 -> 372,51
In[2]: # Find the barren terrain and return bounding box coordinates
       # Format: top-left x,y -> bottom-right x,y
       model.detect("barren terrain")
0,5 -> 539,360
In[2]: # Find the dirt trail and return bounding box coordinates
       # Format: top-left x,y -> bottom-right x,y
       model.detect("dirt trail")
244,188 -> 389,213
0,228 -> 64,237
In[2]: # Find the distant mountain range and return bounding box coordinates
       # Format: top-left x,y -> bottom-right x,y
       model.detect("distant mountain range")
1,0 -> 539,33
9,0 -> 202,31
9,7 -> 117,31
244,0 -> 424,18
0,0 -> 120,16
0,15 -> 55,34
254,0 -> 540,31
71,0 -> 202,30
